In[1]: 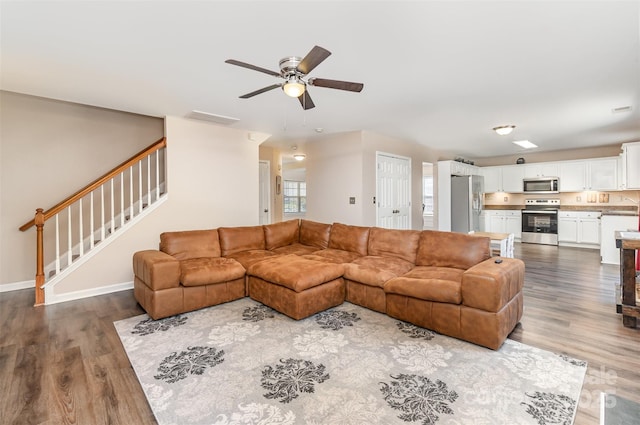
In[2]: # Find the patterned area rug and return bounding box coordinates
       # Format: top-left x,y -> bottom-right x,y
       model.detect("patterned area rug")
114,298 -> 586,425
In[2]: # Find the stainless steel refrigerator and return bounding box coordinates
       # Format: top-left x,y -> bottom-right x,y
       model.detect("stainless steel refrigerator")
451,175 -> 484,233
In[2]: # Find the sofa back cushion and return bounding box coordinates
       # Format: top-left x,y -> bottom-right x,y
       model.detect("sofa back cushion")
328,222 -> 370,256
160,229 -> 220,260
416,230 -> 490,269
264,219 -> 300,250
218,225 -> 266,256
368,227 -> 421,263
299,220 -> 332,249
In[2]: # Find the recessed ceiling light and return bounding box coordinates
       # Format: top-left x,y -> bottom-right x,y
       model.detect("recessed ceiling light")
512,140 -> 538,149
493,125 -> 515,136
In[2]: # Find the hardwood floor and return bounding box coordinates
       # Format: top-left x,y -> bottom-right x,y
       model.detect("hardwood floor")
1,243 -> 639,424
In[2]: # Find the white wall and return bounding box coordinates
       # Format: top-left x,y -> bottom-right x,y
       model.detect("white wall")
49,117 -> 268,295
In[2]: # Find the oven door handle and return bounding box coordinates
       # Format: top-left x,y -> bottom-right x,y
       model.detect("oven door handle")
522,210 -> 558,214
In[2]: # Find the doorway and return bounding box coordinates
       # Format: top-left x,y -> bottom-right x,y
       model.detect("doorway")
422,162 -> 434,229
259,160 -> 271,225
376,152 -> 411,229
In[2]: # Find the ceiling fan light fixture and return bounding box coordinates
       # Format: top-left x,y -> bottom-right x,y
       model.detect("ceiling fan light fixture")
493,125 -> 516,136
283,77 -> 305,98
293,153 -> 306,161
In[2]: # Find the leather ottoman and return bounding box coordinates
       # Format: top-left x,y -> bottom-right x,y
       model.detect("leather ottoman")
246,254 -> 346,320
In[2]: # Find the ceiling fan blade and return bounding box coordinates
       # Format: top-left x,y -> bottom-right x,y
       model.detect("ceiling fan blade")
298,91 -> 315,110
309,78 -> 364,92
239,84 -> 281,99
297,46 -> 331,75
225,59 -> 281,77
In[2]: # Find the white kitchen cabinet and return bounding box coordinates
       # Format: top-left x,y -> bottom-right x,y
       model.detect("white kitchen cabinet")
501,165 -> 525,193
481,166 -> 523,193
485,210 -> 521,238
559,161 -> 587,191
601,215 -> 639,264
482,166 -> 502,192
558,211 -> 601,246
524,162 -> 559,178
622,142 -> 640,189
559,158 -> 618,191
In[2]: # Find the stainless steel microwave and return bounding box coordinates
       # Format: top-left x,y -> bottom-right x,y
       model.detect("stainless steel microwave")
523,177 -> 559,193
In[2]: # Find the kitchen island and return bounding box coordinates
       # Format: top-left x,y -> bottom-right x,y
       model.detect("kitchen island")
615,231 -> 640,328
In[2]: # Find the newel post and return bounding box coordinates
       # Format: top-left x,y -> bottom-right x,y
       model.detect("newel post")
34,208 -> 45,306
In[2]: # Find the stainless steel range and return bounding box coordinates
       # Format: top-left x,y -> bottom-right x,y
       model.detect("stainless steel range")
521,198 -> 560,245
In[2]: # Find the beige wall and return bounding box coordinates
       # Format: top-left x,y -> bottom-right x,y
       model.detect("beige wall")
50,116 -> 267,296
474,144 -> 623,167
0,91 -> 164,287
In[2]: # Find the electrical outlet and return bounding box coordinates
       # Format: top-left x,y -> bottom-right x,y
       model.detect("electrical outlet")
503,196 -> 508,202
576,196 -> 581,202
349,197 -> 356,205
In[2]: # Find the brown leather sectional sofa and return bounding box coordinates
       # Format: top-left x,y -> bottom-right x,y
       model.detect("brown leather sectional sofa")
132,219 -> 525,350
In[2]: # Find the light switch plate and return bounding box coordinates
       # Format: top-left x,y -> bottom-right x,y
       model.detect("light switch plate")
349,197 -> 356,204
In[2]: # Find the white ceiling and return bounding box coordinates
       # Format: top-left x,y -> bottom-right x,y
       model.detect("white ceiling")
2,1 -> 639,159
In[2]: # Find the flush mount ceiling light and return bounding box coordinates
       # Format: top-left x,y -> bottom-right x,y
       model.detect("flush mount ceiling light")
512,140 -> 538,149
293,153 -> 306,161
282,76 -> 306,98
493,125 -> 516,136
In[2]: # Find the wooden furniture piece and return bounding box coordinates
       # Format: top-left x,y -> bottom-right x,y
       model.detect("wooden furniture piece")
469,231 -> 514,258
615,231 -> 640,328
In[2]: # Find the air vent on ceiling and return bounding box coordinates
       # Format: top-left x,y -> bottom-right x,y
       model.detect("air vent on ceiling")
187,110 -> 240,125
612,106 -> 632,114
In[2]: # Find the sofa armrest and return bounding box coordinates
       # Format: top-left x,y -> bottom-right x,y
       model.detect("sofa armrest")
133,250 -> 181,290
461,258 -> 525,312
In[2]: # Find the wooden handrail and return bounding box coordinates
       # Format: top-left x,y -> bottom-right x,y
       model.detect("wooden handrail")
19,137 -> 166,231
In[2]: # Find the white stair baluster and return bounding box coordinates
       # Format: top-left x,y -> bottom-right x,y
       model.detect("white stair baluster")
147,155 -> 151,206
55,214 -> 60,275
155,149 -> 160,200
110,179 -> 115,235
90,191 -> 95,249
138,161 -> 142,214
78,198 -> 84,256
100,185 -> 105,242
120,172 -> 124,228
129,167 -> 133,219
67,205 -> 72,267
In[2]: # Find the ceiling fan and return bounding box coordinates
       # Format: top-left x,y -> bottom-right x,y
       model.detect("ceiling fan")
225,45 -> 364,110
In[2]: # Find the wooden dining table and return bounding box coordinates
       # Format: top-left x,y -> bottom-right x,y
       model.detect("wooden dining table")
468,231 -> 513,258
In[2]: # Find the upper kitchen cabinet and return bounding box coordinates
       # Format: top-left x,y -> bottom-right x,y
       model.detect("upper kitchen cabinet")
481,165 -> 523,192
481,166 -> 502,192
559,158 -> 618,191
622,142 -> 640,189
524,162 -> 559,179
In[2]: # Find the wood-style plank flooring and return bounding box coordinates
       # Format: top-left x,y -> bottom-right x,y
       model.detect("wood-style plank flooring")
1,243 -> 639,424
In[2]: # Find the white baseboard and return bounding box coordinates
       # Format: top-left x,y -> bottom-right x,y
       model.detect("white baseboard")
45,281 -> 134,305
0,279 -> 36,292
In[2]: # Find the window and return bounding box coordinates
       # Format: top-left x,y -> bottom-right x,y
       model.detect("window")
284,180 -> 306,213
423,176 -> 434,213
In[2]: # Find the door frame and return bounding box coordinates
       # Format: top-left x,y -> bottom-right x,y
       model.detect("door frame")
259,160 -> 271,225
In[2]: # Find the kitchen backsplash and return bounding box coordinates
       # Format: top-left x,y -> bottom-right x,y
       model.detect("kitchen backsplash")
484,190 -> 640,208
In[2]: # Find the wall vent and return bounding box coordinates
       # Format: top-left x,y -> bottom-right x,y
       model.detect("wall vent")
612,106 -> 633,114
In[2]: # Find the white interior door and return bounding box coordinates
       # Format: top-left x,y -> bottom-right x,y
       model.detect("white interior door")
376,153 -> 411,229
259,161 -> 271,225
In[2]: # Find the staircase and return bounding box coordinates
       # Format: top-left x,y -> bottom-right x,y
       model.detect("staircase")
20,138 -> 167,305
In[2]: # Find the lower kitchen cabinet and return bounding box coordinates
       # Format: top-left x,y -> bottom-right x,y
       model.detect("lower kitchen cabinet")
484,210 -> 521,239
558,211 -> 601,247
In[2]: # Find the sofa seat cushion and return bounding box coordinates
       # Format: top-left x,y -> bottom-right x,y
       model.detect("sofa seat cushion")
302,248 -> 361,264
344,256 -> 414,288
384,266 -> 464,304
179,257 -> 246,287
225,250 -> 279,268
271,243 -> 319,256
247,254 -> 344,293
